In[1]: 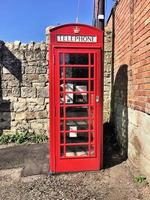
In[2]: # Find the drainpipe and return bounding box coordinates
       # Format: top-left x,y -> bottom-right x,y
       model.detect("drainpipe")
97,0 -> 105,30
0,41 -> 4,102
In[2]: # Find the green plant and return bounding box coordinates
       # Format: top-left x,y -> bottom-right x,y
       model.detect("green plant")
133,175 -> 148,185
0,131 -> 48,144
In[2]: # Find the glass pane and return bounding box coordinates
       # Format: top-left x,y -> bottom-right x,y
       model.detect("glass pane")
60,80 -> 64,92
59,53 -> 63,65
90,145 -> 95,156
60,120 -> 64,131
65,93 -> 74,104
60,146 -> 64,157
66,106 -> 88,117
74,93 -> 88,104
91,67 -> 94,78
66,119 -> 88,131
66,145 -> 88,157
61,118 -> 94,130
65,67 -> 89,78
60,81 -> 89,104
66,131 -> 89,144
90,54 -> 94,65
60,67 -> 64,78
65,53 -> 88,65
90,132 -> 94,142
60,82 -> 74,104
90,80 -> 94,91
60,82 -> 74,92
90,119 -> 94,130
60,107 -> 64,117
74,81 -> 88,91
60,132 -> 64,143
90,106 -> 94,120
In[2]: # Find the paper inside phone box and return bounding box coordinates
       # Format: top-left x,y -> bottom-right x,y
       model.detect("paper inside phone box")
69,126 -> 77,137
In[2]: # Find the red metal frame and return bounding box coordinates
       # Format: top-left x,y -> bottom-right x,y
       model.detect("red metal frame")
49,24 -> 103,173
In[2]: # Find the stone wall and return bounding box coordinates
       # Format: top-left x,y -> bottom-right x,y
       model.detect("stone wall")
107,0 -> 150,179
128,108 -> 150,178
0,26 -> 113,135
104,28 -> 112,122
0,41 -> 49,135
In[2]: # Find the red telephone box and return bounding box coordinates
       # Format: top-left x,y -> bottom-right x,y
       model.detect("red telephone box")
49,23 -> 103,173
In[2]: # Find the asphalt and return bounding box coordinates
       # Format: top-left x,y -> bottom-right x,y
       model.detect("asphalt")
0,143 -> 49,177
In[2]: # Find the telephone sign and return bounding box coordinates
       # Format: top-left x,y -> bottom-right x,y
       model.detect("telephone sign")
57,35 -> 97,43
49,23 -> 103,173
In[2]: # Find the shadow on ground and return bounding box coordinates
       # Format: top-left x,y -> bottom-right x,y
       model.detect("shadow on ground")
0,143 -> 49,177
0,123 -> 126,177
103,122 -> 126,168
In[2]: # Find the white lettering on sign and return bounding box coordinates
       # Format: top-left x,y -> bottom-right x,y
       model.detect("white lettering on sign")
57,35 -> 97,43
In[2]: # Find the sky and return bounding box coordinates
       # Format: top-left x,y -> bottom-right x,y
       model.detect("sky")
0,0 -> 115,43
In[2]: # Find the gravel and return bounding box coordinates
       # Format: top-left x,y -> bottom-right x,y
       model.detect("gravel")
0,162 -> 150,200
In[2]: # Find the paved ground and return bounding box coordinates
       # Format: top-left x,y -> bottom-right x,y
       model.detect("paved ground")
0,125 -> 150,200
0,143 -> 150,200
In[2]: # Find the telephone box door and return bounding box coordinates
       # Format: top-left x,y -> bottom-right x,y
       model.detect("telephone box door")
51,48 -> 102,172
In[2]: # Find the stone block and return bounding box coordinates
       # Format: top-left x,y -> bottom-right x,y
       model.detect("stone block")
36,65 -> 47,74
20,43 -> 28,50
5,42 -> 14,50
21,87 -> 36,98
34,129 -> 47,135
32,82 -> 46,88
34,43 -> 41,50
13,101 -> 27,112
140,156 -> 150,182
1,81 -> 8,89
40,43 -> 47,51
26,112 -> 36,120
26,98 -> 45,105
2,89 -> 12,97
46,104 -> 49,112
31,74 -> 48,83
12,87 -> 21,97
15,112 -> 26,120
25,50 -> 34,61
28,42 -> 35,50
28,103 -> 45,112
21,75 -> 32,87
31,122 -> 44,130
11,121 -> 19,128
43,122 -> 48,131
11,112 -> 16,121
37,87 -> 48,98
25,66 -> 36,74
13,41 -> 21,50
2,74 -> 18,85
128,109 -> 150,179
2,68 -> 10,74
28,61 -> 37,66
13,50 -> 25,60
36,111 -> 48,119
45,98 -> 49,104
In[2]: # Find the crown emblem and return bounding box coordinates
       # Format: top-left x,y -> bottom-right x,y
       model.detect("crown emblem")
74,26 -> 80,34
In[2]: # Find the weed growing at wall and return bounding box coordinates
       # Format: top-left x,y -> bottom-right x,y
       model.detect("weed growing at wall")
0,130 -> 48,144
133,175 -> 149,185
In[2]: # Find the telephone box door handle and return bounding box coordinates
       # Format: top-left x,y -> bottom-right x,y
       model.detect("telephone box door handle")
96,96 -> 100,103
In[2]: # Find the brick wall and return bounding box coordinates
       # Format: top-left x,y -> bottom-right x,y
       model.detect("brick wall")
107,0 -> 150,178
0,41 -> 49,135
